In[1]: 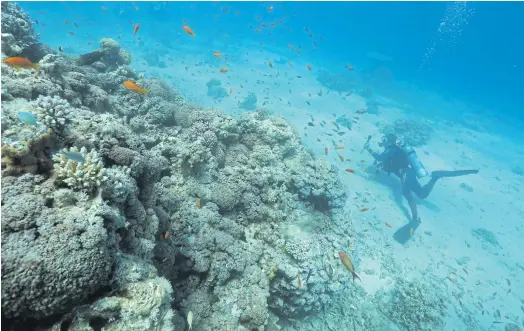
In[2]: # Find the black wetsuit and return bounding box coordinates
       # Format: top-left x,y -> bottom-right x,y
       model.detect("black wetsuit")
370,145 -> 439,222
369,145 -> 478,222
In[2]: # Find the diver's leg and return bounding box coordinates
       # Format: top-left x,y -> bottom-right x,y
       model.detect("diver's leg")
415,169 -> 480,199
401,169 -> 420,222
432,169 -> 479,178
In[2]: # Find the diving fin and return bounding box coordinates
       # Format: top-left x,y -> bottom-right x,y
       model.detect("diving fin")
431,169 -> 479,179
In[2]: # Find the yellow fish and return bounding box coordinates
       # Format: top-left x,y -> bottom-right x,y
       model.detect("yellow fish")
339,251 -> 361,282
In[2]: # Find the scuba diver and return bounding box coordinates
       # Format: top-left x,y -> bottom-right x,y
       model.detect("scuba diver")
363,133 -> 479,224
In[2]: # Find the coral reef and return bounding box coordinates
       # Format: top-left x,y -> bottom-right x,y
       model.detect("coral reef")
1,98 -> 56,176
205,78 -> 228,100
378,278 -> 448,331
316,69 -> 358,93
0,2 -> 38,57
53,146 -> 107,192
239,92 -> 258,110
31,95 -> 73,134
1,174 -> 116,319
379,118 -> 434,147
1,4 -> 356,331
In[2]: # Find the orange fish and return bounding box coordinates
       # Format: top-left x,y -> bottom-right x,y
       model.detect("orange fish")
123,80 -> 148,95
133,23 -> 140,36
3,57 -> 39,71
385,222 -> 392,227
235,11 -> 240,15
213,51 -> 222,57
307,63 -> 312,71
183,25 -> 196,37
324,147 -> 328,155
336,146 -> 344,150
163,231 -> 169,239
268,61 -> 273,68
345,64 -> 354,71
339,251 -> 361,282
345,168 -> 355,174
219,68 -> 228,73
270,22 -> 276,27
360,208 -> 369,212
196,199 -> 201,208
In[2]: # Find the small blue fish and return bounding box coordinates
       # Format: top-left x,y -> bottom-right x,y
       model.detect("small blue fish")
17,111 -> 37,126
306,268 -> 314,283
63,151 -> 85,163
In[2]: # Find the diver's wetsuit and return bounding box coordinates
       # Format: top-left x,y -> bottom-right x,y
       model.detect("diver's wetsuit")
369,145 -> 478,222
369,146 -> 427,222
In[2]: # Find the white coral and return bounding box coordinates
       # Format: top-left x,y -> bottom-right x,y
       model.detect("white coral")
53,146 -> 107,191
31,95 -> 72,133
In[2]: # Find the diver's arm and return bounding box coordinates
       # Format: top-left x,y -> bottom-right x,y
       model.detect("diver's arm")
366,147 -> 395,162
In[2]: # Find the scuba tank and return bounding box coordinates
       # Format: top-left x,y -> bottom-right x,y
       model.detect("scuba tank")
399,143 -> 428,178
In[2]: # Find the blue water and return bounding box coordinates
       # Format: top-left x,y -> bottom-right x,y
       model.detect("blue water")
20,1 -> 524,120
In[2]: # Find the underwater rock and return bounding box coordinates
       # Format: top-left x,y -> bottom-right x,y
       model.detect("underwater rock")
316,69 -> 357,92
206,78 -> 228,100
365,97 -> 381,115
76,49 -> 104,66
472,227 -> 500,248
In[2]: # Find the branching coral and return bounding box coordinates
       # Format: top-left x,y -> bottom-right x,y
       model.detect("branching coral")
31,95 -> 73,134
53,146 -> 107,192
